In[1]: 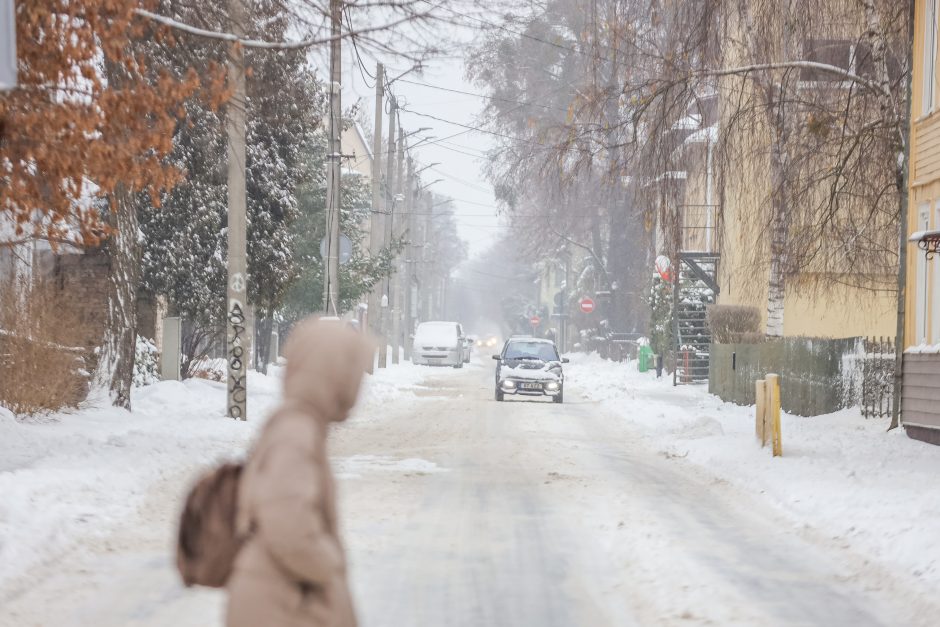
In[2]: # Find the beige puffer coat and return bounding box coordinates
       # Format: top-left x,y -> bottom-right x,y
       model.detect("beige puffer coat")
226,318 -> 373,627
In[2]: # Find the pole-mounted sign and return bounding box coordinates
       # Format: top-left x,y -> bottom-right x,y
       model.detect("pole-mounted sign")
1,0 -> 16,91
579,297 -> 595,314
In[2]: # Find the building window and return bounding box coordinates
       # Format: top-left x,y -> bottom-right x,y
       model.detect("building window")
925,0 -> 939,115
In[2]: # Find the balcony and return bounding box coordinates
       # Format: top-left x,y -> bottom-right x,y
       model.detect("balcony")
680,204 -> 719,254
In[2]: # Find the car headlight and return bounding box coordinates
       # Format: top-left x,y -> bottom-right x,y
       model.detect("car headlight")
501,380 -> 516,389
544,381 -> 560,390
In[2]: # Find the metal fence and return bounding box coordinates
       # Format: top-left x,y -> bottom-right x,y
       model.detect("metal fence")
860,336 -> 895,419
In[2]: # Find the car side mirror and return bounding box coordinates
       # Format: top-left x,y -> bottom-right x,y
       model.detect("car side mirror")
492,355 -> 501,360
562,357 -> 570,363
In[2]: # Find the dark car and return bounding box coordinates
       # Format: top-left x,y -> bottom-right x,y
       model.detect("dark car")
492,337 -> 569,403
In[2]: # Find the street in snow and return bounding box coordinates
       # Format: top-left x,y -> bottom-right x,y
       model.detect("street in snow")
2,354 -> 939,626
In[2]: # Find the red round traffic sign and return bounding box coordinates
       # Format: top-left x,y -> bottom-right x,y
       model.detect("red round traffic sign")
579,297 -> 595,314
529,315 -> 541,327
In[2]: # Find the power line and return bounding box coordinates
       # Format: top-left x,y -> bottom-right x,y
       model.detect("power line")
459,267 -> 538,282
428,166 -> 493,193
396,78 -> 569,113
420,0 -> 626,65
345,11 -> 375,88
399,105 -> 583,152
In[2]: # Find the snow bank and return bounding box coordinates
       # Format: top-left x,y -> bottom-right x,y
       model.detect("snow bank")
0,361 -> 435,592
334,454 -> 447,479
565,352 -> 940,592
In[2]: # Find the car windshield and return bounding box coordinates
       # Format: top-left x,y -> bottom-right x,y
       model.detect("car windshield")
504,341 -> 559,362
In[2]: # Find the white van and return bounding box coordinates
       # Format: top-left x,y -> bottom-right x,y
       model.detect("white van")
412,321 -> 466,368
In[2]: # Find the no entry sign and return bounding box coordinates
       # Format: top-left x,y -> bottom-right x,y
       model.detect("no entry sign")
529,315 -> 541,327
579,297 -> 595,313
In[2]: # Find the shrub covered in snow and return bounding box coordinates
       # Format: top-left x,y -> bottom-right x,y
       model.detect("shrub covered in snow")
706,304 -> 762,344
133,337 -> 159,387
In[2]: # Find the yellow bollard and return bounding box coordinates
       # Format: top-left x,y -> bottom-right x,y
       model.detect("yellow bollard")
755,379 -> 766,445
767,373 -> 782,457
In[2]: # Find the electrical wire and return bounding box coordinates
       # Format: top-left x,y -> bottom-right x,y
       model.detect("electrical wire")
398,105 -> 584,152
396,78 -> 570,113
419,0 -> 626,65
345,11 -> 375,88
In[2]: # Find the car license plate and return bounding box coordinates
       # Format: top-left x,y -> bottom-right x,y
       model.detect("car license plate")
521,382 -> 541,390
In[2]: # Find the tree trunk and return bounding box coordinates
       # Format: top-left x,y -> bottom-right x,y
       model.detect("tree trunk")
765,111 -> 791,338
103,184 -> 140,409
255,314 -> 272,375
607,187 -> 632,332
860,0 -> 916,429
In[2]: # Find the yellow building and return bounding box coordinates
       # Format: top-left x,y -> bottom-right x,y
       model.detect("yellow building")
903,0 -> 940,445
711,12 -> 897,340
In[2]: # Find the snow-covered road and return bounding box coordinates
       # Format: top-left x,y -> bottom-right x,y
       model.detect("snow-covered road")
3,357 -> 939,626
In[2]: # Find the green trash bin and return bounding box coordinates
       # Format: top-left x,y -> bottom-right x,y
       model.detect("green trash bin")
638,345 -> 653,372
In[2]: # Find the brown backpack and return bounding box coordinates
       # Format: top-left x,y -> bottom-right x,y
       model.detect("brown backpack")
176,463 -> 245,588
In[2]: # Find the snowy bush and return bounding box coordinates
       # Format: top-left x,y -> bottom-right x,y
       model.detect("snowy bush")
134,337 -> 160,387
705,304 -> 762,344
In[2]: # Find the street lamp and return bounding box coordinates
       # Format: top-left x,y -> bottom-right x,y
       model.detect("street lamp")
414,162 -> 441,177
409,136 -> 438,150
417,178 -> 444,192
402,127 -> 432,143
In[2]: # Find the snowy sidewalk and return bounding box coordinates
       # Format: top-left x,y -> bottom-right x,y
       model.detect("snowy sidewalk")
0,360 -> 433,596
565,353 -> 940,595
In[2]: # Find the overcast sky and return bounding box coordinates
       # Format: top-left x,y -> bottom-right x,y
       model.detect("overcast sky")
341,22 -> 503,260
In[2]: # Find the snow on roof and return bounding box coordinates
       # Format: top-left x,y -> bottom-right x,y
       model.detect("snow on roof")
644,171 -> 688,187
909,229 -> 940,242
507,337 -> 555,344
353,122 -> 373,160
671,114 -> 701,130
906,342 -> 940,354
683,125 -> 718,145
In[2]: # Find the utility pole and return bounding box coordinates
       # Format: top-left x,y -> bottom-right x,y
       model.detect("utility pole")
422,192 -> 432,321
378,96 -> 397,367
368,63 -> 384,338
391,124 -> 405,364
225,0 -> 248,420
323,0 -> 342,316
402,157 -> 415,361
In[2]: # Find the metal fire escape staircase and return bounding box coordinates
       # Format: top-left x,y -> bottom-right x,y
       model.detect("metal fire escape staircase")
673,207 -> 720,385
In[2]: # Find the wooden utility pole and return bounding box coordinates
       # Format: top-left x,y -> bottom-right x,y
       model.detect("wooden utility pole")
323,0 -> 342,316
391,124 -> 405,364
378,96 -> 397,367
225,0 -> 248,420
368,63 -> 385,338
402,157 -> 415,360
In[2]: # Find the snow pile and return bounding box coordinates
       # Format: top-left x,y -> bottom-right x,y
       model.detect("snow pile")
0,360 -> 434,593
358,360 -> 436,408
565,352 -> 940,592
334,454 -> 447,479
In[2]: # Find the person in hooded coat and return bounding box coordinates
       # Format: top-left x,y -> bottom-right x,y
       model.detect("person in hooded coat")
226,317 -> 373,627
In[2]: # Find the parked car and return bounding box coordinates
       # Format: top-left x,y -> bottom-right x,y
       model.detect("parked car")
462,336 -> 474,363
493,337 -> 569,402
412,321 -> 467,368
